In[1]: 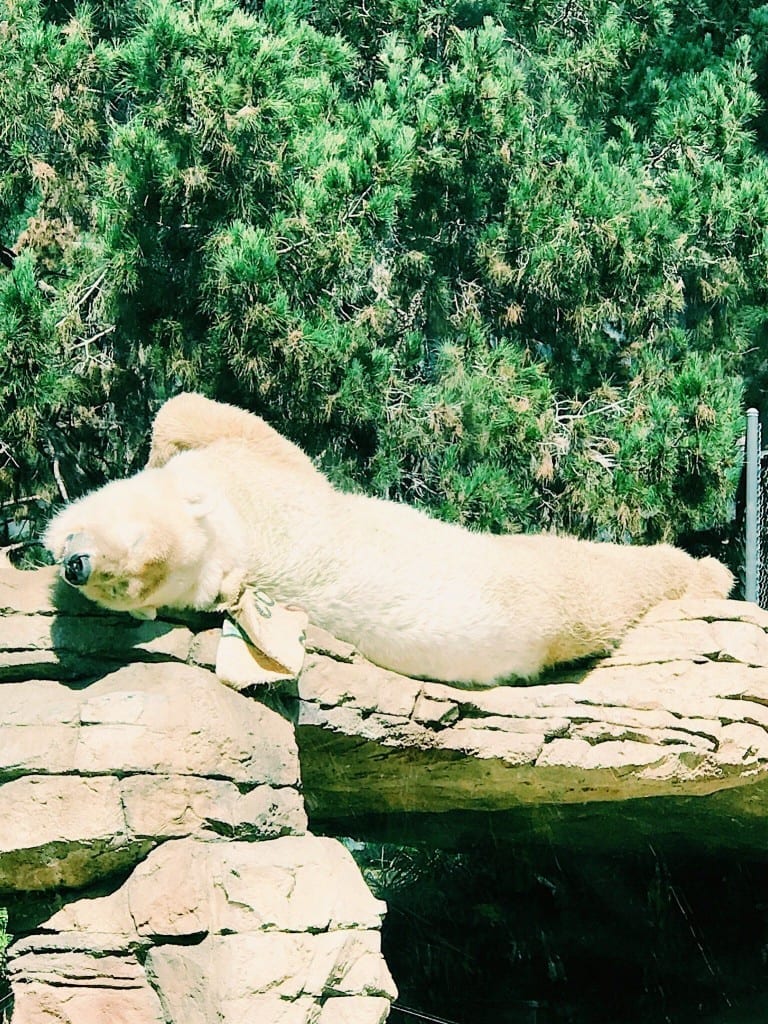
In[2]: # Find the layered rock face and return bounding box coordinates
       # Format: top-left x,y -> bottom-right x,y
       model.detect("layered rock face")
299,600 -> 768,808
4,563 -> 768,1021
8,837 -> 393,1024
298,600 -> 768,851
0,565 -> 395,1024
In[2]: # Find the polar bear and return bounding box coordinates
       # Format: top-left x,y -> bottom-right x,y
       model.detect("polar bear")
44,395 -> 734,687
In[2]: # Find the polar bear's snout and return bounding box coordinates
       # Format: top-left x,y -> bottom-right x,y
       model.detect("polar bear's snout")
63,552 -> 92,587
58,532 -> 93,587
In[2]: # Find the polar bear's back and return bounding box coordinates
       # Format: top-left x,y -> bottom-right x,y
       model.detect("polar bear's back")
172,440 -> 734,682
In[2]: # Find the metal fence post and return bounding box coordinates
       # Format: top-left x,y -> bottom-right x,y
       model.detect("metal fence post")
745,407 -> 760,604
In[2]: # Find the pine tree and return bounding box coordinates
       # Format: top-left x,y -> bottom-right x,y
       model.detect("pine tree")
1,0 -> 765,553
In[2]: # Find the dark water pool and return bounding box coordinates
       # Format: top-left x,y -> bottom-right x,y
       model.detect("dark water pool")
333,825 -> 768,1024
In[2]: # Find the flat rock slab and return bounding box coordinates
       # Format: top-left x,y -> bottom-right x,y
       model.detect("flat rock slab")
1,565 -> 396,1023
297,601 -> 768,833
7,564 -> 768,1017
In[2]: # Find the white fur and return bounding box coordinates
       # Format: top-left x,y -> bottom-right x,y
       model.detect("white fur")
44,426 -> 734,687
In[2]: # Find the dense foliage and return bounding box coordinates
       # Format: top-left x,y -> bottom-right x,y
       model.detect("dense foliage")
1,0 -> 765,546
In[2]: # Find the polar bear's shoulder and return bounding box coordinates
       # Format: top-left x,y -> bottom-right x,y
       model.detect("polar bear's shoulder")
148,392 -> 326,485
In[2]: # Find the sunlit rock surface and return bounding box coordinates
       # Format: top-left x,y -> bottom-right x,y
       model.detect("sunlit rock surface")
298,601 -> 768,824
0,565 -> 394,1024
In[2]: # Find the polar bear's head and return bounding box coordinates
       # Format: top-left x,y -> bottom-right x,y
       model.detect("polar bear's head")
44,468 -> 211,618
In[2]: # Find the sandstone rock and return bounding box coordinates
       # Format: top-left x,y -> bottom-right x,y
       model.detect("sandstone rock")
7,950 -> 167,1024
435,725 -> 546,765
1,661 -> 300,778
318,996 -> 393,1024
1,564 -> 395,1023
188,626 -> 220,670
300,655 -> 422,718
0,564 -> 60,614
304,624 -> 358,663
10,562 -> 768,1021
412,693 -> 460,727
0,774 -> 142,893
8,837 -> 396,1024
0,658 -> 304,895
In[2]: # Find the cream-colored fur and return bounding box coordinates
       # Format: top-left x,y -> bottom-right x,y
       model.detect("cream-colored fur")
148,392 -> 328,484
44,396 -> 734,687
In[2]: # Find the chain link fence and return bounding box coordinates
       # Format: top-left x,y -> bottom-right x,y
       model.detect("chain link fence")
744,407 -> 768,607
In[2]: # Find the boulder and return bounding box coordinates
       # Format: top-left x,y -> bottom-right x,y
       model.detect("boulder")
8,836 -> 394,1024
0,660 -> 302,893
7,560 -> 768,1020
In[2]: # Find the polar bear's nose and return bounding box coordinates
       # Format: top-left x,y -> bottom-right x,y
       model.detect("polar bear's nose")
63,552 -> 91,587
